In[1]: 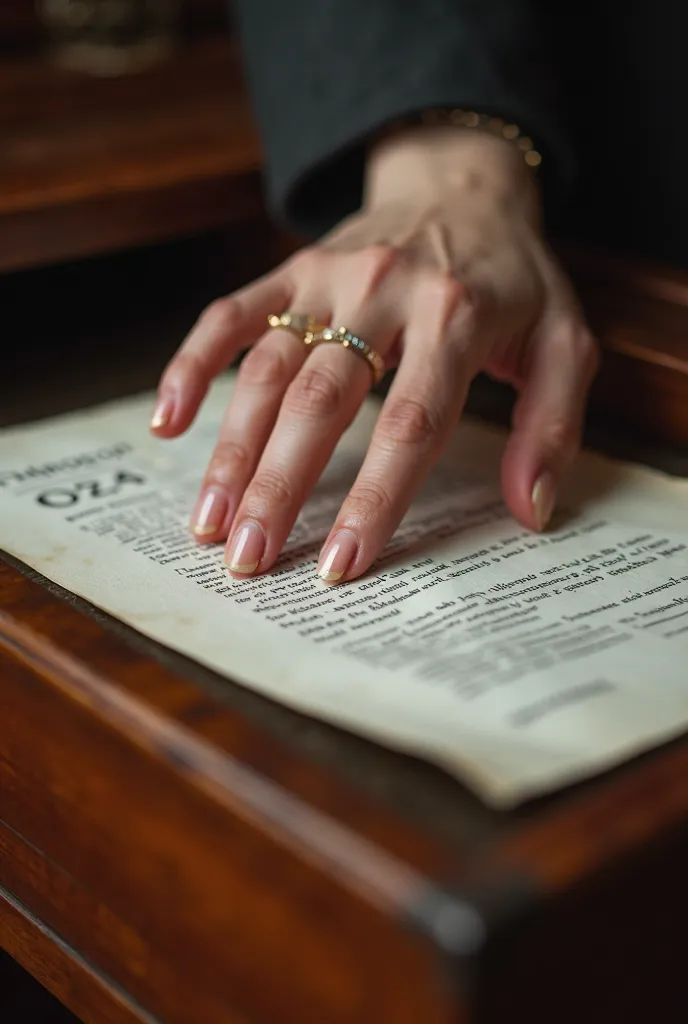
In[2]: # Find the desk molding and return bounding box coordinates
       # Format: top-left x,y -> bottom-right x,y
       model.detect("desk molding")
1,552 -> 687,1024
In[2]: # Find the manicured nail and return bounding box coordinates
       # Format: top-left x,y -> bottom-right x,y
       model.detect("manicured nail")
191,486 -> 229,538
227,520 -> 265,574
317,530 -> 358,582
150,395 -> 174,430
532,471 -> 557,531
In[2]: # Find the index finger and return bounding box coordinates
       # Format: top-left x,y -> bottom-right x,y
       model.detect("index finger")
151,265 -> 293,438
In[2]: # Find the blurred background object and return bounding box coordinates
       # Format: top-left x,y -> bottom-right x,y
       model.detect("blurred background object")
0,0 -> 276,275
0,0 -> 293,428
0,0 -> 228,57
37,0 -> 182,77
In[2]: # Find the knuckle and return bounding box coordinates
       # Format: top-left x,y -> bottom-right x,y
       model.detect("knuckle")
541,418 -> 578,459
238,345 -> 290,388
551,319 -> 586,354
377,398 -> 442,447
205,441 -> 250,487
359,243 -> 398,277
425,273 -> 482,347
345,481 -> 392,524
288,246 -> 328,278
427,271 -> 467,312
247,468 -> 293,512
200,296 -> 241,335
162,349 -> 206,390
355,244 -> 398,300
285,366 -> 346,419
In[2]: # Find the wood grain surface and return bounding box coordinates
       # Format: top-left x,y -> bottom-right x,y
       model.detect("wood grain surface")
564,245 -> 688,446
0,35 -> 262,272
1,547 -> 687,1024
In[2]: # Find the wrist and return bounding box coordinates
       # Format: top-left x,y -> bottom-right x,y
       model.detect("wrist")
365,125 -> 541,220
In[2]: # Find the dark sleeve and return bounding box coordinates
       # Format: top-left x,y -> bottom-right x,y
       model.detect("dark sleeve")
233,0 -> 572,237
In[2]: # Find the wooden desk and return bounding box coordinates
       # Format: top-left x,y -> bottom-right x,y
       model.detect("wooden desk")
1,244 -> 687,1024
0,33 -> 262,273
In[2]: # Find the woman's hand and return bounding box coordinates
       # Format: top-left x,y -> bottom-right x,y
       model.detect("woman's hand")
151,126 -> 598,583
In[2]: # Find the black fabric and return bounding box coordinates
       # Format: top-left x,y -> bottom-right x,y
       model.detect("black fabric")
233,0 -> 569,234
233,0 -> 688,269
550,0 -> 688,269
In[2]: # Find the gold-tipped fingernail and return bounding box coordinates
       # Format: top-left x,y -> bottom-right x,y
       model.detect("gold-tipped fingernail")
317,530 -> 358,583
191,487 -> 229,540
227,521 -> 265,575
532,472 -> 557,531
229,560 -> 259,575
193,524 -> 218,537
150,396 -> 174,430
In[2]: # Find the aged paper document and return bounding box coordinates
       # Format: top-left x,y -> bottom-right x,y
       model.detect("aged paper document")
1,377 -> 687,807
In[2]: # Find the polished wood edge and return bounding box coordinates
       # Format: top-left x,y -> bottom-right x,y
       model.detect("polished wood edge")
0,884 -> 158,1024
590,355 -> 688,448
3,556 -> 687,903
498,743 -> 688,891
0,815 -> 250,1023
561,242 -> 688,309
0,816 -> 477,1024
3,525 -> 688,1017
0,607 -> 437,917
0,591 -> 540,962
0,557 -> 462,878
554,246 -> 688,447
0,564 -> 502,1019
0,635 -> 462,1024
0,173 -> 264,274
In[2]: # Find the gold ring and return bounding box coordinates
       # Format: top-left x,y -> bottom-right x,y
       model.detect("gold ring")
267,312 -> 326,344
310,326 -> 385,386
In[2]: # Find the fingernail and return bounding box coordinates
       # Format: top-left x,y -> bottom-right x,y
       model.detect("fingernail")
317,530 -> 358,582
191,486 -> 229,538
150,395 -> 174,430
227,520 -> 265,574
532,471 -> 557,531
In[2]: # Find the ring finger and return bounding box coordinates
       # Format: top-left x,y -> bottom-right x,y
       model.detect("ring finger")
224,248 -> 404,576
